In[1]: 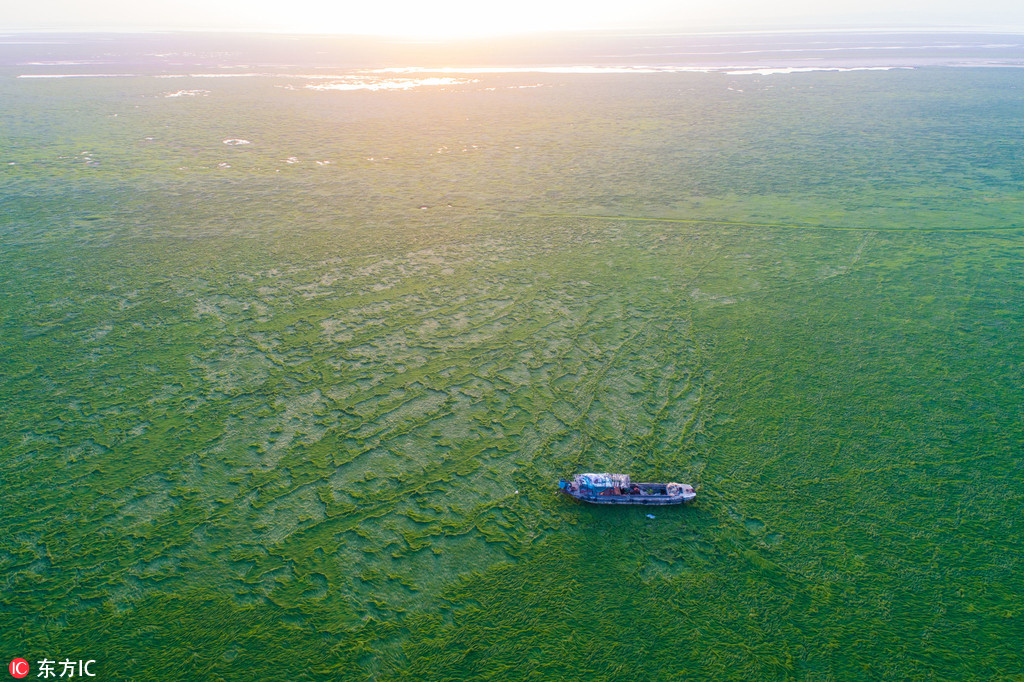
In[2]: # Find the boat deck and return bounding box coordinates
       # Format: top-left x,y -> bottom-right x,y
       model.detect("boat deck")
559,482 -> 695,505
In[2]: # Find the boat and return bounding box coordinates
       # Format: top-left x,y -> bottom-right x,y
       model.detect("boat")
558,473 -> 696,505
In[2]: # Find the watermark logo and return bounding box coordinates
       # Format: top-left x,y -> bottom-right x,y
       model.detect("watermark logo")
37,660 -> 96,678
8,659 -> 95,679
8,659 -> 29,679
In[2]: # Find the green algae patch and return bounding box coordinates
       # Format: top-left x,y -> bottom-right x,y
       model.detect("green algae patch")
2,65 -> 1023,679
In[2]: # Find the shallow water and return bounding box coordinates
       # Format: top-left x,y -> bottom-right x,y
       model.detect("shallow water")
1,32 -> 1022,680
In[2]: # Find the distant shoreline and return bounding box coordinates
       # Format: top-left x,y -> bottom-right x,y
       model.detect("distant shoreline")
3,30 -> 1023,73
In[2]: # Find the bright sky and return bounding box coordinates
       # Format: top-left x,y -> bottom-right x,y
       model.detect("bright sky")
5,0 -> 1024,37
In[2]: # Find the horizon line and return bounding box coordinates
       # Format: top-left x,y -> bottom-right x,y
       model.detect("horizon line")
3,24 -> 1024,41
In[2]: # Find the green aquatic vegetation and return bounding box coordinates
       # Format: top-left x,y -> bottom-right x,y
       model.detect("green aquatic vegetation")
2,65 -> 1023,679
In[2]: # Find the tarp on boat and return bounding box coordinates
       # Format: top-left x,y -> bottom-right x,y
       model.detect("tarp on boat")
575,473 -> 630,491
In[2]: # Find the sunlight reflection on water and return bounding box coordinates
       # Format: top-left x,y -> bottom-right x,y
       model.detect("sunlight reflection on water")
303,76 -> 476,91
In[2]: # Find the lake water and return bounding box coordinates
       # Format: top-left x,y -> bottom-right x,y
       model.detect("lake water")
1,30 -> 1022,680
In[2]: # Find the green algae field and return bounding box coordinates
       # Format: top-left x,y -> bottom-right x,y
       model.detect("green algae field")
2,33 -> 1023,680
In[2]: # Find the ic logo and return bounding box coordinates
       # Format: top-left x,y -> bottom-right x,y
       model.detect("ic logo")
8,659 -> 29,679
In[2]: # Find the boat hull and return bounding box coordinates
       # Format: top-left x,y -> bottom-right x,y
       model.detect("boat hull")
558,474 -> 696,505
559,489 -> 695,506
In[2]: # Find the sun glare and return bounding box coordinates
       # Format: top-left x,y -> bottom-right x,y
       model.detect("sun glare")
298,0 -> 628,38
